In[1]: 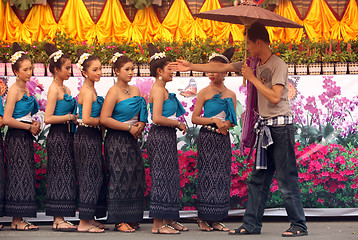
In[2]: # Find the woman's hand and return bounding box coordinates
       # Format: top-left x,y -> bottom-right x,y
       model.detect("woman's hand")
177,121 -> 187,134
129,125 -> 142,139
69,114 -> 79,125
214,120 -> 229,135
30,121 -> 41,136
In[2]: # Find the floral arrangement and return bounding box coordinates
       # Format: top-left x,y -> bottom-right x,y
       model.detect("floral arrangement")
9,51 -> 25,64
149,52 -> 166,62
110,52 -> 124,64
290,76 -> 358,146
32,141 -> 358,211
1,32 -> 358,65
76,53 -> 91,71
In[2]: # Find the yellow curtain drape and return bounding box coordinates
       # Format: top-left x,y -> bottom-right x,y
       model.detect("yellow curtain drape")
2,2 -> 30,43
58,0 -> 96,42
0,1 -> 6,41
267,0 -> 304,42
197,0 -> 244,42
333,0 -> 358,41
159,0 -> 206,41
303,0 -> 339,41
96,0 -> 142,43
132,6 -> 165,42
23,4 -> 57,42
1,0 -> 358,43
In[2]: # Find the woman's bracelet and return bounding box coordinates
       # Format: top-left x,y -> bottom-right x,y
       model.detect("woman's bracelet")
69,113 -> 71,121
177,121 -> 181,128
28,124 -> 32,131
128,124 -> 132,131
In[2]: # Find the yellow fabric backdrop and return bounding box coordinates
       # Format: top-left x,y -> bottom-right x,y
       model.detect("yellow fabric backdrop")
0,0 -> 358,43
267,0 -> 304,42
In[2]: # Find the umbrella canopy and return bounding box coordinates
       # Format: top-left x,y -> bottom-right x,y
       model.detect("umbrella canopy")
194,1 -> 303,87
193,2 -> 303,28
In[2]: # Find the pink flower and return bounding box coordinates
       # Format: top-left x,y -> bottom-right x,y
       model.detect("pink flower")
317,198 -> 324,204
134,77 -> 154,103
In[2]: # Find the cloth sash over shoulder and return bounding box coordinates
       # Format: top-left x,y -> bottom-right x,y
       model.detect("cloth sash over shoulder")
240,57 -> 260,156
112,96 -> 148,123
54,94 -> 77,116
0,99 -> 4,116
149,93 -> 186,119
203,94 -> 237,125
54,93 -> 78,132
79,96 -> 104,119
12,94 -> 40,118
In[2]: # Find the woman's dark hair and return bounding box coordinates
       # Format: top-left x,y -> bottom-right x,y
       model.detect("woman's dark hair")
11,42 -> 30,74
209,47 -> 235,63
44,43 -> 71,74
246,22 -> 270,44
111,48 -> 133,74
147,43 -> 171,78
76,49 -> 100,76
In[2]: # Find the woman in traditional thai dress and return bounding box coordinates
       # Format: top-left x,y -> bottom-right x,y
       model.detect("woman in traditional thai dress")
192,48 -> 237,232
0,98 -> 4,231
74,49 -> 108,233
100,49 -> 147,233
147,43 -> 188,234
2,42 -> 41,230
44,43 -> 78,232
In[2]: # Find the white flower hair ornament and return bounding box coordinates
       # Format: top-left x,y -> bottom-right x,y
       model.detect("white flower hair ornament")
49,50 -> 64,63
208,52 -> 229,63
150,52 -> 166,62
10,51 -> 26,64
76,53 -> 91,71
110,52 -> 124,64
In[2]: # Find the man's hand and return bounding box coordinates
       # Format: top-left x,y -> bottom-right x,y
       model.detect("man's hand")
242,64 -> 255,82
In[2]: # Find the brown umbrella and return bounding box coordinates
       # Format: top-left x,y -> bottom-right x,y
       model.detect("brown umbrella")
194,1 -> 304,86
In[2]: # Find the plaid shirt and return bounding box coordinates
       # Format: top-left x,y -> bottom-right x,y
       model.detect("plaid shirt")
254,115 -> 294,169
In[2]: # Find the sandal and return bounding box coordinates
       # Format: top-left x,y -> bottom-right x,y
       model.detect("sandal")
77,226 -> 104,233
11,220 -> 39,231
197,220 -> 213,232
228,226 -> 260,235
52,220 -> 77,232
153,224 -> 180,234
93,223 -> 109,230
169,221 -> 189,231
114,223 -> 135,233
210,222 -> 229,232
282,225 -> 308,237
129,222 -> 140,230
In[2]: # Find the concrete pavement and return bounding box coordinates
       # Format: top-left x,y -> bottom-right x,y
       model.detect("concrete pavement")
1,220 -> 358,240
